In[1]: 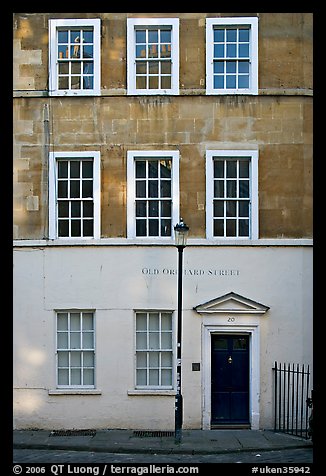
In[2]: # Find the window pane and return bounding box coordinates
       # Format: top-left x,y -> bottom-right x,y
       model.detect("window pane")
226,61 -> 236,73
57,332 -> 68,349
70,180 -> 80,198
83,202 -> 93,218
82,180 -> 93,198
213,337 -> 228,350
160,160 -> 171,177
136,62 -> 147,74
214,161 -> 224,178
71,333 -> 81,349
83,219 -> 93,236
149,369 -> 159,385
136,313 -> 147,331
227,181 -> 237,198
136,201 -> 146,217
214,62 -> 224,74
161,369 -> 172,386
58,369 -> 69,385
214,75 -> 224,89
239,61 -> 249,74
161,351 -> 172,366
239,43 -> 249,58
71,369 -> 81,385
82,313 -> 93,330
214,219 -> 224,236
149,313 -> 159,330
239,160 -> 250,177
136,219 -> 147,236
71,201 -> 81,217
57,313 -> 68,330
83,369 -> 94,385
82,161 -> 93,178
83,332 -> 94,348
226,219 -> 236,236
58,202 -> 69,218
149,219 -> 159,236
239,29 -> 249,42
58,30 -> 68,43
149,332 -> 159,349
58,220 -> 69,237
239,201 -> 249,217
136,76 -> 147,89
160,180 -> 171,198
238,75 -> 249,88
136,352 -> 147,367
70,313 -> 80,330
149,352 -> 159,367
161,219 -> 171,236
226,75 -> 236,88
226,44 -> 236,57
136,181 -> 146,198
161,332 -> 172,349
161,201 -> 171,217
136,30 -> 146,43
161,62 -> 171,74
149,201 -> 159,217
214,29 -> 224,42
226,29 -> 237,42
160,30 -> 171,43
149,180 -> 158,198
136,333 -> 147,349
214,44 -> 224,58
58,161 -> 68,178
226,201 -> 236,217
148,161 -> 158,178
214,181 -> 224,198
58,181 -> 68,198
149,76 -> 159,89
161,76 -> 171,89
83,351 -> 94,366
161,313 -> 172,331
239,219 -> 249,236
71,220 -> 81,237
226,161 -> 237,177
136,161 -> 146,178
71,352 -> 81,367
58,351 -> 69,366
137,369 -> 147,385
214,200 -> 224,217
239,180 -> 249,198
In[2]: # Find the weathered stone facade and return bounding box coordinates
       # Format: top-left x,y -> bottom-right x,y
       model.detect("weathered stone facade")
13,12 -> 313,240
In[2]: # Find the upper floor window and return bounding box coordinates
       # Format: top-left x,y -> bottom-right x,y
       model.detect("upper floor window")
206,17 -> 258,95
49,151 -> 101,239
127,151 -> 180,239
49,19 -> 101,96
127,18 -> 179,95
206,150 -> 259,239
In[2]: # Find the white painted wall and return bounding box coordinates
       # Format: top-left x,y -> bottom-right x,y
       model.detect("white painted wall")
13,244 -> 313,430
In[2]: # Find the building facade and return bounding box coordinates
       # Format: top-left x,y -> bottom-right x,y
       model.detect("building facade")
13,12 -> 313,430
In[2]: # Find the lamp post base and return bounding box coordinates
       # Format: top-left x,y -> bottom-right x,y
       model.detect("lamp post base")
175,393 -> 183,443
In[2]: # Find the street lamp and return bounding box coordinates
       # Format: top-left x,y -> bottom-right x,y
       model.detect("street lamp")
174,218 -> 189,443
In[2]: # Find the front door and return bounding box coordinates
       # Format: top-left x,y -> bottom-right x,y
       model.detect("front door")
211,334 -> 250,427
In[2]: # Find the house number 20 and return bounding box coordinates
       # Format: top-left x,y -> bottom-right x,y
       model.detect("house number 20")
227,317 -> 235,322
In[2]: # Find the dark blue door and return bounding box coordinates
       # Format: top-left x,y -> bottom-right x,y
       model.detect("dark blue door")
211,334 -> 249,425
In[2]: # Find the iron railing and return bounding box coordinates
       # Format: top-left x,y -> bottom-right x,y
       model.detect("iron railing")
273,361 -> 312,439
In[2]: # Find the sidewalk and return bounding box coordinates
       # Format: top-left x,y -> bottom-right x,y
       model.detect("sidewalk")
13,429 -> 313,455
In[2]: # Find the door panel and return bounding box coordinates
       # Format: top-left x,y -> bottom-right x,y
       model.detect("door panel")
211,334 -> 249,425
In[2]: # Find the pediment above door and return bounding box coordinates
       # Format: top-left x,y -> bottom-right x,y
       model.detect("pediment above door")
193,291 -> 269,315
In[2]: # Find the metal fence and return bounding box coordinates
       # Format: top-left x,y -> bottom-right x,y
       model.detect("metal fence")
273,362 -> 312,439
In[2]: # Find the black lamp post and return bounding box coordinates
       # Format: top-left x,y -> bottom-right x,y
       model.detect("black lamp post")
174,218 -> 189,443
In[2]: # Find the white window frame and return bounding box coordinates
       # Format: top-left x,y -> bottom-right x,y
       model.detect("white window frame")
49,151 -> 101,240
206,17 -> 258,95
127,18 -> 179,95
134,311 -> 174,390
49,18 -> 101,96
206,150 -> 259,240
56,310 -> 96,389
127,150 -> 180,240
